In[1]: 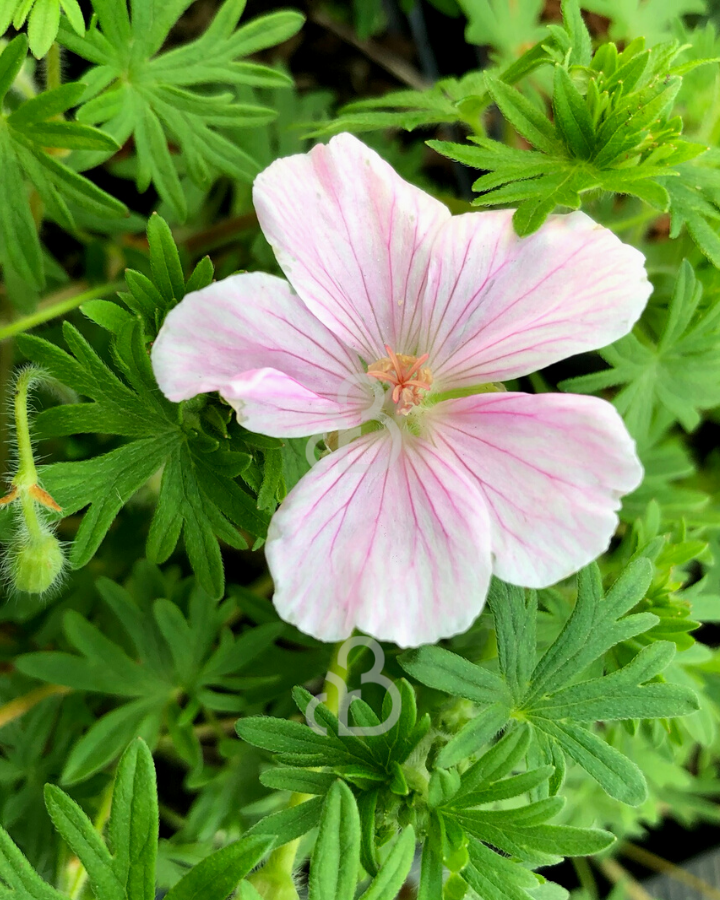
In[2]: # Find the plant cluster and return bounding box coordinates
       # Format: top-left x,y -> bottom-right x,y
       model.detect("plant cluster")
0,1 -> 719,899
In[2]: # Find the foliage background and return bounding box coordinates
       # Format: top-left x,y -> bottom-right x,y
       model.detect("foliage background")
0,0 -> 720,898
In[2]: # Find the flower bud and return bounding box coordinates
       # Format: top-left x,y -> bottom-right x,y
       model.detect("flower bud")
11,530 -> 64,595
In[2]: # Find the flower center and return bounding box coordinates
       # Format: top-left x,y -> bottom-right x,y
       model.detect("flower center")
367,344 -> 433,416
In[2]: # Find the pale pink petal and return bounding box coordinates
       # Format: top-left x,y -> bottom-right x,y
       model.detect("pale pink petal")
253,133 -> 451,361
429,392 -> 643,587
220,368 -> 370,438
152,272 -> 372,436
266,431 -> 492,647
421,210 -> 651,388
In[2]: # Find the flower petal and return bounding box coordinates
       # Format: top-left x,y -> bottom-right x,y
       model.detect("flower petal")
220,368 -> 370,438
422,210 -> 651,388
429,392 -> 642,587
266,431 -> 492,647
253,133 -> 451,361
152,272 -> 371,436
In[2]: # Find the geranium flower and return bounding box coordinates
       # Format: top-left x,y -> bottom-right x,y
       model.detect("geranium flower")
152,133 -> 650,648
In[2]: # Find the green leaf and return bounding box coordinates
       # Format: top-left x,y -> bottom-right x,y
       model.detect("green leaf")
561,261 -> 720,442
0,125 -> 44,290
459,0 -> 546,62
260,768 -> 336,795
147,214 -> 184,307
45,435 -> 174,568
437,703 -> 511,768
107,738 -> 159,900
485,75 -> 563,155
13,121 -> 119,150
236,716 -> 358,766
533,642 -> 698,720
245,796 -> 324,846
61,2 -> 304,219
455,725 -> 532,798
165,836 -> 275,900
59,0 -> 84,34
0,823 -> 67,900
62,700 -> 161,786
308,781 -> 361,900
562,0 -> 591,66
553,66 -> 594,158
528,561 -> 654,700
148,213 -> 185,309
399,645 -> 511,705
81,298 -> 134,333
27,0 -> 60,58
533,718 -> 647,806
44,785 -> 125,900
359,828 -> 415,900
10,83 -> 85,125
418,821 -> 443,900
0,34 -> 28,102
488,580 -> 536,699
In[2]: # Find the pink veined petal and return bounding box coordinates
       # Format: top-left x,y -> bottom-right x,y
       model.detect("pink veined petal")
429,392 -> 643,588
265,430 -> 492,648
253,133 -> 451,361
421,209 -> 652,388
220,368 -> 371,437
151,272 -> 372,437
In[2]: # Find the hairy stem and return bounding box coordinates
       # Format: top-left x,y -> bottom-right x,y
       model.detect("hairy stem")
45,43 -> 62,92
0,281 -> 124,343
14,368 -> 39,491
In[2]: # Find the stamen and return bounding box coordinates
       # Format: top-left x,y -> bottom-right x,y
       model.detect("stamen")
384,344 -> 403,376
367,345 -> 433,414
404,353 -> 430,381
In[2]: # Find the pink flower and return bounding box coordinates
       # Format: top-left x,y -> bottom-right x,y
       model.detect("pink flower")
152,133 -> 649,648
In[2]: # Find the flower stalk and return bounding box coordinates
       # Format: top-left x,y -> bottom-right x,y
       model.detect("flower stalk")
1,367 -> 64,594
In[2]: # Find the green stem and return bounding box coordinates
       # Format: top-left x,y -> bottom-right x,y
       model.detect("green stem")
250,642 -> 349,899
0,281 -> 124,343
573,857 -> 598,900
46,43 -> 62,92
324,640 -> 348,717
13,368 -> 39,489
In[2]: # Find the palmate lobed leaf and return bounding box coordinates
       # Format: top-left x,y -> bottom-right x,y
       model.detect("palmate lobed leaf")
400,561 -> 699,806
16,570 -> 284,785
0,35 -> 125,294
57,0 -> 304,220
0,0 -> 85,58
16,216 -> 272,597
426,10 -> 719,243
561,261 -> 720,444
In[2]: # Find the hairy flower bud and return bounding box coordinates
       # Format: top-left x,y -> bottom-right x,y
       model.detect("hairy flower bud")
1,366 -> 65,597
10,528 -> 64,595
